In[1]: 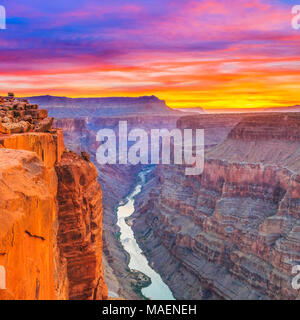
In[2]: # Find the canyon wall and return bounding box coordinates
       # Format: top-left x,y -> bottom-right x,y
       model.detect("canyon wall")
55,151 -> 107,300
0,96 -> 107,300
56,113 -> 240,299
132,113 -> 300,300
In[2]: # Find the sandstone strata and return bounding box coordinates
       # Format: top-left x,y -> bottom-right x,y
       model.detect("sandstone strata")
55,152 -> 108,300
0,95 -> 107,300
132,113 -> 300,300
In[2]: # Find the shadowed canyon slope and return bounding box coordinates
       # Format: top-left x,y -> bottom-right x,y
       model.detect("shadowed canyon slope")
132,113 -> 300,300
0,96 -> 107,300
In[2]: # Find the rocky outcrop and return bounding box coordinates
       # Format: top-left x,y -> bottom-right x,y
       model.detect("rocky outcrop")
0,96 -> 51,134
55,151 -> 108,300
0,95 -> 107,300
0,131 -> 64,167
132,113 -> 300,300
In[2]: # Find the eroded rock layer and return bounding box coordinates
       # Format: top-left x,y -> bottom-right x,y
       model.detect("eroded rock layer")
132,113 -> 300,300
0,95 -> 107,300
55,152 -> 108,300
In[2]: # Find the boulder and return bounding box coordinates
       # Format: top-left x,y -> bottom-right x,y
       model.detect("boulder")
34,117 -> 54,133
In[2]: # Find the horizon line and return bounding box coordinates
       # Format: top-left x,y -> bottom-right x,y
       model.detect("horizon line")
1,92 -> 299,110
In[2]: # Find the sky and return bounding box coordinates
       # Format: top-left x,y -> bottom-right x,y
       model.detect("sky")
0,0 -> 300,109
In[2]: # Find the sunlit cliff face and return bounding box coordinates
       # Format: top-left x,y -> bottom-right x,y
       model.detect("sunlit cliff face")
0,0 -> 300,110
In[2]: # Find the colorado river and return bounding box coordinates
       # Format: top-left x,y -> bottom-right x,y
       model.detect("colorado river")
116,168 -> 175,300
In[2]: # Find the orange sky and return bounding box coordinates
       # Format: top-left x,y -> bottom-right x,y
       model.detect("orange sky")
1,0 -> 300,109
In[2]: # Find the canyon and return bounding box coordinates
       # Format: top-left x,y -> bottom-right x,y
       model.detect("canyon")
54,114 -> 181,299
0,95 -> 107,300
12,94 -> 299,300
132,113 -> 300,300
46,101 -> 247,299
35,95 -> 181,298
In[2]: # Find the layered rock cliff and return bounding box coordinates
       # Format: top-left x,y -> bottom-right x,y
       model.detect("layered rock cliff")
55,151 -> 107,300
132,113 -> 300,300
0,95 -> 107,300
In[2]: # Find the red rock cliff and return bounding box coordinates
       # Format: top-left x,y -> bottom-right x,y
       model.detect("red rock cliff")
55,152 -> 107,300
0,148 -> 68,300
0,95 -> 107,300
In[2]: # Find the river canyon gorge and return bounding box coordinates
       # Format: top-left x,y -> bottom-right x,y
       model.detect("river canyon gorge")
1,95 -> 300,300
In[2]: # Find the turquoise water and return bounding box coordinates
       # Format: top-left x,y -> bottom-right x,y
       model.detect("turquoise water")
116,169 -> 175,300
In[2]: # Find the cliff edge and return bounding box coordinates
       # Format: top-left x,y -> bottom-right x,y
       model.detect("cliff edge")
0,95 -> 107,300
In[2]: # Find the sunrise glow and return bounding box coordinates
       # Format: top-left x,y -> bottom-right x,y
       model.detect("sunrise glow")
0,0 -> 300,109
